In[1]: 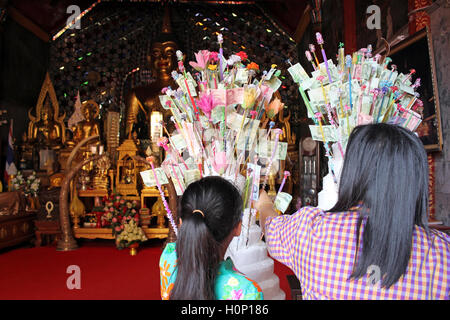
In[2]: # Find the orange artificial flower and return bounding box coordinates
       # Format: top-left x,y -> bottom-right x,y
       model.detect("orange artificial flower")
246,62 -> 259,71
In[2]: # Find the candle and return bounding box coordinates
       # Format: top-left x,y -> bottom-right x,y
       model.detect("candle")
317,75 -> 329,105
316,32 -> 333,83
218,33 -> 224,81
305,50 -> 317,71
369,88 -> 381,116
346,55 -> 353,110
265,121 -> 275,140
315,112 -> 327,144
338,42 -> 345,73
376,86 -> 389,123
309,44 -> 321,70
277,171 -> 290,196
402,69 -> 416,84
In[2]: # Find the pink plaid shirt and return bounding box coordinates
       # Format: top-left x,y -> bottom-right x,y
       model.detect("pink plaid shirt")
265,206 -> 449,300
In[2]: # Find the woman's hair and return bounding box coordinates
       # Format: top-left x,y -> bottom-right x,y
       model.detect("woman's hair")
170,176 -> 243,300
330,123 -> 429,288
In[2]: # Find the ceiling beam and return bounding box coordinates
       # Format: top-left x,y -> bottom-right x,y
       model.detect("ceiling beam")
293,4 -> 311,44
7,6 -> 50,42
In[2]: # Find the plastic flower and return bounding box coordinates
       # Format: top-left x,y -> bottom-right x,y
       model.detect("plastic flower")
212,151 -> 228,174
235,51 -> 248,61
227,54 -> 241,66
189,50 -> 211,71
176,50 -> 184,61
246,62 -> 259,71
266,97 -> 284,119
208,64 -> 218,71
196,92 -> 217,119
242,85 -> 259,109
209,51 -> 219,62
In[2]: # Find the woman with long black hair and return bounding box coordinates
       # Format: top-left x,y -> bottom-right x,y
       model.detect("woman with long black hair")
160,176 -> 263,300
257,123 -> 449,299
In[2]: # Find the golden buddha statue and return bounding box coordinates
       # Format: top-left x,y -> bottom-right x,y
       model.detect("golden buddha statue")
71,100 -> 101,145
151,197 -> 167,229
124,6 -> 178,139
121,161 -> 135,185
29,97 -> 64,149
27,73 -> 66,150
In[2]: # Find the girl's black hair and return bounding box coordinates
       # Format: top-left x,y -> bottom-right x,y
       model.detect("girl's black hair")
170,176 -> 243,300
329,123 -> 429,288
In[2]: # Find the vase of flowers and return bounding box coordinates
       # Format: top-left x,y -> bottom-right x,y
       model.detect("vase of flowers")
102,194 -> 146,251
11,171 -> 41,211
115,219 -> 147,255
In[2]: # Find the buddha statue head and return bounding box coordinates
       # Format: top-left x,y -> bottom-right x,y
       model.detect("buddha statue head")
81,100 -> 100,122
146,6 -> 179,81
40,97 -> 53,123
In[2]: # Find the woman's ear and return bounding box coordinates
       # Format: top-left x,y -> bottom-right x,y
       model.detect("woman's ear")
179,218 -> 183,227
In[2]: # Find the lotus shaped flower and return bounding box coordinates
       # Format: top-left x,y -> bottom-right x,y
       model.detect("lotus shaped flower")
196,92 -> 217,119
265,97 -> 284,119
189,50 -> 211,71
212,151 -> 228,174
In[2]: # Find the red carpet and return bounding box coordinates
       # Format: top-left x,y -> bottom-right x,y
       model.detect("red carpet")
0,239 -> 294,300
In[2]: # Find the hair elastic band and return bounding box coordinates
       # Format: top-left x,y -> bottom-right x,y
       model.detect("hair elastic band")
192,209 -> 205,218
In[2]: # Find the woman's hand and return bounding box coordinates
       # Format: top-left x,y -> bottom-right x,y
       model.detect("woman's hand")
255,189 -> 278,234
255,189 -> 274,212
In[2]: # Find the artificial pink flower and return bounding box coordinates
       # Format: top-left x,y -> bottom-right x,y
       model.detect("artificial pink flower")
115,226 -> 121,232
189,50 -> 211,71
213,151 -> 228,174
196,92 -> 217,119
209,51 -> 219,62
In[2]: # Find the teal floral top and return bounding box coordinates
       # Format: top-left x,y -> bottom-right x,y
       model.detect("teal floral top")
160,242 -> 263,300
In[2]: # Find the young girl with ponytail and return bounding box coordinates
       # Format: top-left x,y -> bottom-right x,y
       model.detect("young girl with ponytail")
159,176 -> 263,300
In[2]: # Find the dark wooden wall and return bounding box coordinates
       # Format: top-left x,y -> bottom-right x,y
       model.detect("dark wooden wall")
0,15 -> 49,181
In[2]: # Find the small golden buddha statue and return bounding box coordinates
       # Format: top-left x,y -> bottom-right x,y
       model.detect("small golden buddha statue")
93,154 -> 111,191
121,161 -> 135,185
29,97 -> 64,149
124,6 -> 178,139
151,197 -> 166,229
71,100 -> 101,145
